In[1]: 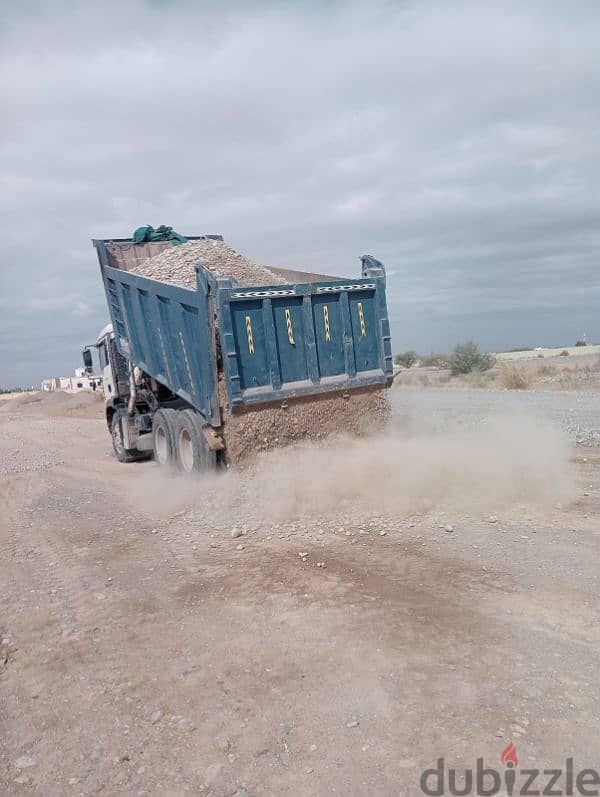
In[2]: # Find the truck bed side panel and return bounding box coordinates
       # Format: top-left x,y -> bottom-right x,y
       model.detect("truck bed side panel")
101,265 -> 220,426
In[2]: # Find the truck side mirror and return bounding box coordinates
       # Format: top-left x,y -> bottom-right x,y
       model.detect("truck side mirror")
82,348 -> 93,373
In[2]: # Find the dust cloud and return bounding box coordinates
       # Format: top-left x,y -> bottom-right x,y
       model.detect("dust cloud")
235,416 -> 574,518
128,413 -> 576,522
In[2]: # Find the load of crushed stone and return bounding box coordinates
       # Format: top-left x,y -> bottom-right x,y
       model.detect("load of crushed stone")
129,239 -> 286,289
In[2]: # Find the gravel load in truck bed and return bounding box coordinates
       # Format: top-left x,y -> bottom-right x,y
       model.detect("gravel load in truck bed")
129,239 -> 286,289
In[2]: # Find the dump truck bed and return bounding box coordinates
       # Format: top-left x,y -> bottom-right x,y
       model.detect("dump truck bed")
93,237 -> 394,426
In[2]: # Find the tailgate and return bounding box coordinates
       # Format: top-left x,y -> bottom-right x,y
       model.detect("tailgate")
218,276 -> 393,408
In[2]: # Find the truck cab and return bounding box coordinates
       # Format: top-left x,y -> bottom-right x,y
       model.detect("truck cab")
93,325 -> 117,402
83,325 -> 152,461
84,325 -> 128,410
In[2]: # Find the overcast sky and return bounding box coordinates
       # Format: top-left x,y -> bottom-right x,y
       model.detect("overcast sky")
2,0 -> 600,387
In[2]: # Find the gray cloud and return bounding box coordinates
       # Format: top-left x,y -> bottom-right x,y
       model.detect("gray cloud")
2,0 -> 600,386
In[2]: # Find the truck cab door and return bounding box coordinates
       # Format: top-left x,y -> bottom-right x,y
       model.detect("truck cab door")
97,339 -> 116,399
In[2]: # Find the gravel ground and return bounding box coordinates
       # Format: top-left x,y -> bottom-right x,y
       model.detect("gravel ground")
391,387 -> 600,446
1,389 -> 599,794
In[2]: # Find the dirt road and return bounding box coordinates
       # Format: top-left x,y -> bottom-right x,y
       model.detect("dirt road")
1,391 -> 599,795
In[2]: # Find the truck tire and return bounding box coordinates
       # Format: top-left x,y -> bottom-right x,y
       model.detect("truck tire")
152,408 -> 178,468
175,410 -> 217,474
111,411 -> 143,463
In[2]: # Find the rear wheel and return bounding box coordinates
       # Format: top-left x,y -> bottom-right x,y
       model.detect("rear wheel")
152,408 -> 178,468
175,410 -> 217,474
111,411 -> 143,463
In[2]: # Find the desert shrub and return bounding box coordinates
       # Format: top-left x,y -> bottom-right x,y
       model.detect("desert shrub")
559,349 -> 570,356
536,363 -> 557,377
449,341 -> 495,376
568,359 -> 600,373
394,350 -> 418,368
463,368 -> 495,388
536,353 -> 544,358
575,340 -> 587,347
419,353 -> 451,368
499,365 -> 530,390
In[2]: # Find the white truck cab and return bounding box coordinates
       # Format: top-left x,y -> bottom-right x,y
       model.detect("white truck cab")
93,324 -> 117,403
82,326 -> 152,461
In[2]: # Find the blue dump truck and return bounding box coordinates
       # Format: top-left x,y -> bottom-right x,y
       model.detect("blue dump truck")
84,234 -> 394,473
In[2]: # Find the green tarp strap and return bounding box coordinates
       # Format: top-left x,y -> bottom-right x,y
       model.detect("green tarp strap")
133,225 -> 187,245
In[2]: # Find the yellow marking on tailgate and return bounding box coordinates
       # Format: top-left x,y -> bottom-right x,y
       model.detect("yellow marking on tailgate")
285,308 -> 295,345
245,315 -> 255,354
357,302 -> 366,337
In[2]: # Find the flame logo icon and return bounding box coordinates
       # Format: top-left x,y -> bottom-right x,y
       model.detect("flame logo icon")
501,742 -> 519,767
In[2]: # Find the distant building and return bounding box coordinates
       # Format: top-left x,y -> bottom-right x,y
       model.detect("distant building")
40,369 -> 102,393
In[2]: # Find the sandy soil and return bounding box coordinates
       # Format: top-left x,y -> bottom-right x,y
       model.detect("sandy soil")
0,391 -> 598,795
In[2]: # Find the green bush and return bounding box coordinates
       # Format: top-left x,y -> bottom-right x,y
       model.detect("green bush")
394,350 -> 418,368
575,340 -> 587,347
449,341 -> 495,376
